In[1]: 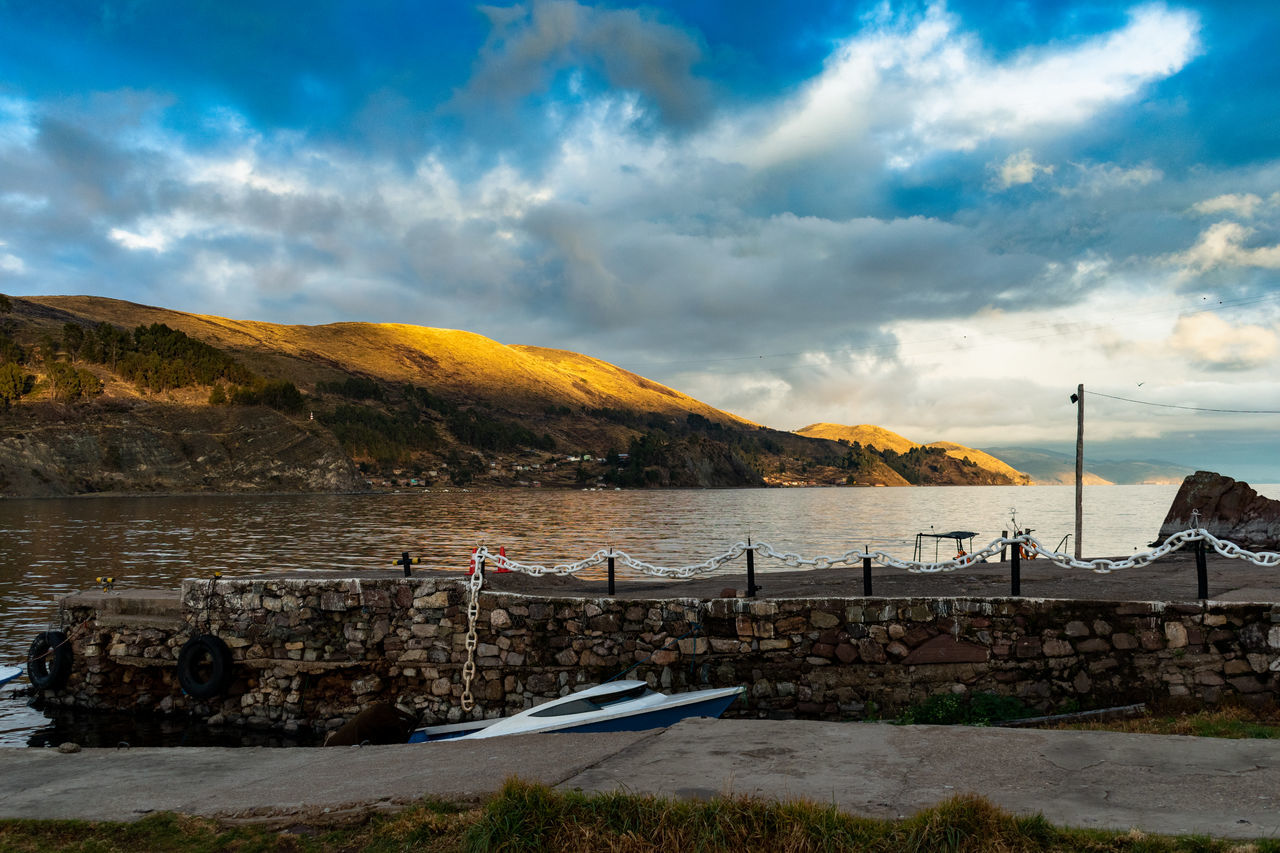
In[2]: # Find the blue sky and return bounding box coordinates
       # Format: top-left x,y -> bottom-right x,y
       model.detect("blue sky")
1,1 -> 1279,480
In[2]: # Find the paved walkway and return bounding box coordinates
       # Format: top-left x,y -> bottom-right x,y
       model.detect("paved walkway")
1,719 -> 1276,840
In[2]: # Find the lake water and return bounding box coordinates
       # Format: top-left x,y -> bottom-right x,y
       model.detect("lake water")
3,484 -> 1276,746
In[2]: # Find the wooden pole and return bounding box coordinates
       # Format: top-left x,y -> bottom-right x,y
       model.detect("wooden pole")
1075,383 -> 1084,560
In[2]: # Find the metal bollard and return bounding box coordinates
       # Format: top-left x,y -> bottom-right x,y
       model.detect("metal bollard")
1000,531 -> 1009,562
1011,543 -> 1021,596
608,554 -> 616,597
863,551 -> 873,596
400,551 -> 413,578
746,541 -> 760,598
1196,538 -> 1208,600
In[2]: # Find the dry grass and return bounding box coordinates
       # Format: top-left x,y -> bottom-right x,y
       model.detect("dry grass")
795,422 -> 1029,483
2,781 -> 1278,852
461,779 -> 1280,853
23,295 -> 749,422
1050,704 -> 1280,739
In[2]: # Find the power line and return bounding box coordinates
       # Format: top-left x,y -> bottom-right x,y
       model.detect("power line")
1086,390 -> 1280,414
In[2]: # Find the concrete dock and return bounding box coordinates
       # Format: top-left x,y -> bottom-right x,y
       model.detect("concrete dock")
1,719 -> 1276,841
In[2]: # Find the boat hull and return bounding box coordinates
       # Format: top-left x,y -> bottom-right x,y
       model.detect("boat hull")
410,684 -> 744,743
538,691 -> 742,735
0,665 -> 22,688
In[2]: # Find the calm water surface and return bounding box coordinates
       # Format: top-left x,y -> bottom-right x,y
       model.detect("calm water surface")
3,484 -> 1275,745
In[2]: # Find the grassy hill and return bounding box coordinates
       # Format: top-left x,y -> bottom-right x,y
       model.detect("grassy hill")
0,293 -> 1028,494
796,423 -> 1031,485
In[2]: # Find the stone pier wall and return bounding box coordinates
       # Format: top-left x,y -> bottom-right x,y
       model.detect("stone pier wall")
43,576 -> 1280,735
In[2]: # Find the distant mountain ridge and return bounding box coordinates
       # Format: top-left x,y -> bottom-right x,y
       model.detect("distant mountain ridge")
0,294 -> 1073,495
981,447 -> 1190,486
796,423 -> 1032,485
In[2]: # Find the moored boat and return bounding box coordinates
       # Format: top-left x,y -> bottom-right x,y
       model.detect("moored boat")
0,665 -> 22,688
409,680 -> 744,743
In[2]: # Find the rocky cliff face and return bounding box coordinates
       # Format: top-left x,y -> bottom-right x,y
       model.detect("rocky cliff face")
0,402 -> 366,497
1158,471 -> 1280,549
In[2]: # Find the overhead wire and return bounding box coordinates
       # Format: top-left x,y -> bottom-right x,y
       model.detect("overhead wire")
1085,390 -> 1280,415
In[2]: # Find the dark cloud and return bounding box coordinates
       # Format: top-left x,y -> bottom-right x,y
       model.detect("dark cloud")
461,1 -> 712,129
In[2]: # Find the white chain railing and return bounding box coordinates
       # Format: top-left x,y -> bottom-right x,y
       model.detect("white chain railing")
455,529 -> 1277,709
470,528 -> 1280,579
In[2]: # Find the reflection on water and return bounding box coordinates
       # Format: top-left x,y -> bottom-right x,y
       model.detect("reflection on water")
2,484 -> 1274,745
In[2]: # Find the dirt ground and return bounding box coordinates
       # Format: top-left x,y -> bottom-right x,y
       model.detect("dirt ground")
455,549 -> 1280,603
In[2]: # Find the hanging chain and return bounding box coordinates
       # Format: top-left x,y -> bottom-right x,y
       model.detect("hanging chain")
459,560 -> 484,712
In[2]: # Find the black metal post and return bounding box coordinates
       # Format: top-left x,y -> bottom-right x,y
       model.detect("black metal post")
400,551 -> 413,578
608,554 -> 616,596
1011,541 -> 1021,596
862,553 -> 872,596
746,540 -> 759,598
1196,538 -> 1208,600
1000,531 -> 1009,562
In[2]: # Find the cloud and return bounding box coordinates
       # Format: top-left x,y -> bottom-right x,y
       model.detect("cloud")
1168,221 -> 1280,272
1169,313 -> 1279,370
993,149 -> 1054,188
735,3 -> 1199,169
1191,193 -> 1265,218
0,240 -> 24,274
459,1 -> 712,129
1056,161 -> 1162,196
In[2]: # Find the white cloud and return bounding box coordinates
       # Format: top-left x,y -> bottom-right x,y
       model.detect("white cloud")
1192,193 -> 1264,218
1169,313 -> 1279,370
1057,161 -> 1162,196
994,149 -> 1054,188
1168,221 -> 1280,272
0,239 -> 24,273
0,96 -> 36,149
734,3 -> 1198,169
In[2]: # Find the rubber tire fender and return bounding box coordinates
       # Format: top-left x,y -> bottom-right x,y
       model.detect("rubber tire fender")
176,634 -> 234,700
28,631 -> 72,691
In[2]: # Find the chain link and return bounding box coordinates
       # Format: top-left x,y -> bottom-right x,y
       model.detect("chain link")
454,529 -> 1277,712
471,528 -> 1280,581
459,561 -> 484,712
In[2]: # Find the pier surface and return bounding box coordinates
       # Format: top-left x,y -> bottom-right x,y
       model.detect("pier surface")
0,719 -> 1276,840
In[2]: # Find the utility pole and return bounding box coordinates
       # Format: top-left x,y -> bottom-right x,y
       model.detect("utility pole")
1071,383 -> 1084,559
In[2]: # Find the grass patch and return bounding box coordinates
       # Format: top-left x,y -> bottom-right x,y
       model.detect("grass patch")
1050,704 -> 1280,740
2,781 -> 1278,852
896,691 -> 1032,726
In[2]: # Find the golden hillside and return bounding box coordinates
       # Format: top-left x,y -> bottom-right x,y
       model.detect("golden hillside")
796,423 -> 917,454
926,441 -> 1032,485
26,296 -> 752,424
795,423 -> 1031,485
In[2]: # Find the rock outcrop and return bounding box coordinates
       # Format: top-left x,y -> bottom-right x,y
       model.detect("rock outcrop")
1158,471 -> 1280,549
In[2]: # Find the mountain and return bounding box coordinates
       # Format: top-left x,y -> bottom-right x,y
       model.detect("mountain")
796,423 -> 1032,485
981,446 -> 1191,485
0,294 -> 1031,495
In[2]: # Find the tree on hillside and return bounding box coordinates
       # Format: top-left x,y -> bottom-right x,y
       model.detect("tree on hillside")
0,294 -> 11,313
62,323 -> 85,362
0,332 -> 24,365
46,362 -> 103,401
0,362 -> 29,407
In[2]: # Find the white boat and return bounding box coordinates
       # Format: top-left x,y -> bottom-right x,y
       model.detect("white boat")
409,680 -> 744,743
0,665 -> 22,688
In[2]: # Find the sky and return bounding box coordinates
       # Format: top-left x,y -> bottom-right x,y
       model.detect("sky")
1,1 -> 1279,481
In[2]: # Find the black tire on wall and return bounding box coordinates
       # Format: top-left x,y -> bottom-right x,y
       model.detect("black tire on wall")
27,631 -> 72,691
176,634 -> 234,700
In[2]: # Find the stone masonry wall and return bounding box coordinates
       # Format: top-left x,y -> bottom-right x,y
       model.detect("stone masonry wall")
44,577 -> 1280,735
